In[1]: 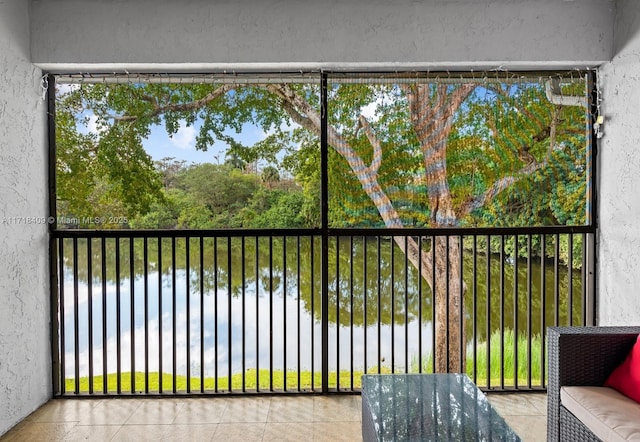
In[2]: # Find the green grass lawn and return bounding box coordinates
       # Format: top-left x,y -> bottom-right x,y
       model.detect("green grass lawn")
64,369 -> 370,393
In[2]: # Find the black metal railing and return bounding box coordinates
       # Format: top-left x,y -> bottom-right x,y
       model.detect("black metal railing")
51,226 -> 595,396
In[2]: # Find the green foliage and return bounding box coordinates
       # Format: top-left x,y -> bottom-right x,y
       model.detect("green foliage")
129,161 -> 317,229
178,163 -> 258,215
56,85 -> 166,227
326,83 -> 429,227
415,329 -> 544,387
460,83 -> 589,228
56,75 -> 590,235
470,329 -> 544,387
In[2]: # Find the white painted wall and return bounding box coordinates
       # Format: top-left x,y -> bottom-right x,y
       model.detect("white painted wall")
597,0 -> 640,324
0,0 -> 51,437
31,0 -> 615,70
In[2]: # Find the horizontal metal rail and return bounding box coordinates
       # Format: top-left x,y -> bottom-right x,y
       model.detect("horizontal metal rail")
52,227 -> 594,396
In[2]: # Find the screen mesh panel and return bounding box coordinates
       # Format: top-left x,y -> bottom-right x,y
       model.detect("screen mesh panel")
326,73 -> 592,228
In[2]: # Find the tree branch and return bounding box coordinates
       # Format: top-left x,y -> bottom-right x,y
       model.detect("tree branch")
357,115 -> 383,177
547,106 -> 560,159
266,84 -> 360,163
443,84 -> 476,120
278,97 -> 318,135
458,159 -> 547,218
110,84 -> 235,122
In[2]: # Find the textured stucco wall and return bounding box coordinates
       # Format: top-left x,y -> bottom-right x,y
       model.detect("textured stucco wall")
597,0 -> 640,324
0,0 -> 50,436
31,0 -> 615,70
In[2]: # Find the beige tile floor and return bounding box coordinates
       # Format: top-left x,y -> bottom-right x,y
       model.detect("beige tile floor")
0,393 -> 546,441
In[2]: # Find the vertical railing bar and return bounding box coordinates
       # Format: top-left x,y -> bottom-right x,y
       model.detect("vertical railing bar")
581,233 -> 587,325
568,234 -> 574,326
336,236 -> 340,389
242,236 -> 246,393
143,237 -> 149,394
115,237 -> 121,395
101,237 -> 107,394
268,236 -> 273,392
171,237 -> 177,394
391,237 -> 395,373
554,234 -> 560,326
87,239 -> 94,394
431,236 -> 436,374
129,237 -> 135,394
158,237 -> 163,394
73,238 -> 80,394
418,236 -> 423,374
282,236 -> 287,392
129,237 -> 136,393
50,235 -> 61,396
513,236 -> 519,389
472,235 -> 478,384
363,236 -> 368,376
377,236 -> 382,375
585,233 -> 597,326
214,236 -> 218,393
310,236 -> 315,391
458,235 -> 463,379
445,236 -> 450,373
527,234 -> 533,389
350,235 -> 354,390
485,235 -> 491,388
499,235 -> 505,389
58,239 -> 65,394
541,234 -> 547,388
228,236 -> 233,393
186,237 -> 191,393
405,236 -> 409,374
297,236 -> 301,392
255,236 -> 259,392
199,236 -> 204,393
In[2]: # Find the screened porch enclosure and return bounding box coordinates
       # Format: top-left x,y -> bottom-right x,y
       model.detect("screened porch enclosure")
49,71 -> 597,396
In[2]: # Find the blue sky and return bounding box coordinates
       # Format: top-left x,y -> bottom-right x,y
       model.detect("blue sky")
82,112 -> 271,166
142,120 -> 224,165
60,82 -> 274,166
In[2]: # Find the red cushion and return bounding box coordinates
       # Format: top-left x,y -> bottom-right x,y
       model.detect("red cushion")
604,334 -> 640,403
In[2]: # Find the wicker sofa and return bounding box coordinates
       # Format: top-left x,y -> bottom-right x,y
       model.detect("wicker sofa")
547,326 -> 640,442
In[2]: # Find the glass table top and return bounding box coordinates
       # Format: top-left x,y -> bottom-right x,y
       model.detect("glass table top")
361,374 -> 521,441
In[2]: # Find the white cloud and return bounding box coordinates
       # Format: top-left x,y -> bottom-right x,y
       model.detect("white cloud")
56,83 -> 80,94
360,93 -> 394,123
170,122 -> 197,150
361,101 -> 379,120
74,112 -> 101,135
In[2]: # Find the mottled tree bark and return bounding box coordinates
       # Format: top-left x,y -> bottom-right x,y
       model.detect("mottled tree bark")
401,83 -> 476,373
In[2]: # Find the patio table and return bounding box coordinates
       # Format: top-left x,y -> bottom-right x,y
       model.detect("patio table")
361,373 -> 521,441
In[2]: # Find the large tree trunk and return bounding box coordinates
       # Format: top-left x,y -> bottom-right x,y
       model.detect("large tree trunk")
390,234 -> 465,372
433,236 -> 464,372
402,83 -> 475,373
270,82 -> 471,373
